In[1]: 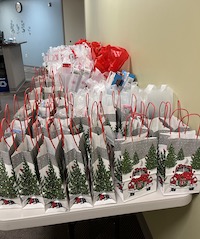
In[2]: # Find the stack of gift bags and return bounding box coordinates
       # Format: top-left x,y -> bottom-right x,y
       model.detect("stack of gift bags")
0,40 -> 199,214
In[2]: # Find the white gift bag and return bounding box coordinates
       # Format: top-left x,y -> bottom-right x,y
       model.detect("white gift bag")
158,114 -> 200,195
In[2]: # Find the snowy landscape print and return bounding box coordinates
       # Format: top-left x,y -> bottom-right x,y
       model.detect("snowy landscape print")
114,137 -> 158,201
158,142 -> 200,195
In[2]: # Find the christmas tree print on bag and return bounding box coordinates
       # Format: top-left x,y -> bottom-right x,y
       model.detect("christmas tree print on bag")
63,133 -> 93,210
119,136 -> 158,201
11,134 -> 44,209
89,102 -> 116,206
0,118 -> 22,208
37,136 -> 68,212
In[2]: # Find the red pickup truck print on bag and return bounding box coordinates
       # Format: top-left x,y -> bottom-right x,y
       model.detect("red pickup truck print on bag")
128,167 -> 153,196
170,164 -> 198,191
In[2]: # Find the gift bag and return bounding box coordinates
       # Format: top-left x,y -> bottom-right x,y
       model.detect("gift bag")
63,132 -> 92,210
158,114 -> 200,195
36,135 -> 68,212
89,103 -> 116,206
11,134 -> 44,209
120,137 -> 158,201
0,118 -> 21,208
112,117 -> 158,202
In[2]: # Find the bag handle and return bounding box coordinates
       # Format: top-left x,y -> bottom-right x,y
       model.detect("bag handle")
10,118 -> 24,142
13,94 -> 31,125
177,100 -> 183,119
90,101 -> 106,143
24,92 -> 36,120
178,113 -> 200,138
0,118 -> 18,150
159,101 -> 172,123
112,90 -> 121,109
13,94 -> 21,117
139,101 -> 146,116
169,108 -> 189,133
131,93 -> 137,115
45,117 -> 63,149
145,102 -> 156,136
124,112 -> 149,141
30,118 -> 44,151
4,104 -> 11,125
125,103 -> 154,138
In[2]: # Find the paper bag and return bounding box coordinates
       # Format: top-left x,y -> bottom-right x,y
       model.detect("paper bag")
0,118 -> 21,208
63,133 -> 92,209
11,135 -> 44,209
158,114 -> 200,195
119,135 -> 158,201
37,136 -> 68,212
89,106 -> 116,206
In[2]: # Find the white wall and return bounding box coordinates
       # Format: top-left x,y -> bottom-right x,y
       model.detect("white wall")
84,0 -> 200,238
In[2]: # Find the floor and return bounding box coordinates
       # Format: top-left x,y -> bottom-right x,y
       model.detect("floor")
0,66 -> 34,119
0,66 -> 151,239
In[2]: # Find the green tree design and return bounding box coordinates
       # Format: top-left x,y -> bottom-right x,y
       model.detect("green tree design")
68,158 -> 88,195
177,148 -> 184,161
165,144 -> 177,168
18,157 -> 40,196
121,149 -> 132,174
191,147 -> 200,170
105,117 -> 111,127
0,159 -> 18,198
42,159 -> 65,200
114,157 -> 122,182
78,119 -> 84,133
132,152 -> 140,165
145,144 -> 157,170
94,155 -> 113,192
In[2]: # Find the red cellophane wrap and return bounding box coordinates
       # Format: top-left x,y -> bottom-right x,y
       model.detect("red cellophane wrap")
75,39 -> 129,73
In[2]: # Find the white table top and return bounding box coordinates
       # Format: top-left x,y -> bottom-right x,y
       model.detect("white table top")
0,188 -> 192,231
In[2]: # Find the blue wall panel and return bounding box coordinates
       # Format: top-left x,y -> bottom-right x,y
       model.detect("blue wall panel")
0,0 -> 64,66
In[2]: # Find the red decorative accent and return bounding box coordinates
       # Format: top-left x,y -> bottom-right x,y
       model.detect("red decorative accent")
63,63 -> 71,68
98,193 -> 110,201
3,200 -> 9,205
99,194 -> 105,200
128,167 -> 153,191
51,201 -> 57,208
29,198 -> 34,204
170,164 -> 197,188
